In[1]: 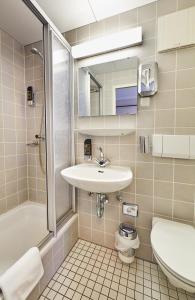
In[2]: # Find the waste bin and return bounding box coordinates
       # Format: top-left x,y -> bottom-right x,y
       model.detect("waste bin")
115,223 -> 140,264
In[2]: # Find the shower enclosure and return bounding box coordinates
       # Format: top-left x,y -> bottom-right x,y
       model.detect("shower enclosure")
0,0 -> 74,275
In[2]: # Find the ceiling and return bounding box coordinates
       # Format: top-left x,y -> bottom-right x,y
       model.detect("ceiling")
0,0 -> 42,46
0,0 -> 156,46
36,0 -> 157,32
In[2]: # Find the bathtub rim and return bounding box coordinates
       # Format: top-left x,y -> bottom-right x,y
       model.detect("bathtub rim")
0,201 -> 47,222
0,200 -> 78,264
39,213 -> 78,258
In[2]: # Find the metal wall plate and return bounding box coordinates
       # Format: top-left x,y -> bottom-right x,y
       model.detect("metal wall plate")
122,202 -> 138,217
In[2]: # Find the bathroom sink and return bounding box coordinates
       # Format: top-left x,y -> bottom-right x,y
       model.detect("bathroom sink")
61,163 -> 133,193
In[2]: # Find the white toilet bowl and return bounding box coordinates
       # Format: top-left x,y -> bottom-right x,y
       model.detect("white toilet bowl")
151,217 -> 195,293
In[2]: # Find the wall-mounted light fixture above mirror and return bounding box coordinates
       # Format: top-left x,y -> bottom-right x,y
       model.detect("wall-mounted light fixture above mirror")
78,57 -> 138,117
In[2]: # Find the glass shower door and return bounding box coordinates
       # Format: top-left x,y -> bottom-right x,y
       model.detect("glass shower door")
46,29 -> 73,230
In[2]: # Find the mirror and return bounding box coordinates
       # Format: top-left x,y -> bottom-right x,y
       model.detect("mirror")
78,57 -> 138,117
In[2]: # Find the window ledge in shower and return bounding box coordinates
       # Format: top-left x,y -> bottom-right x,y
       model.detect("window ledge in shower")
74,128 -> 135,136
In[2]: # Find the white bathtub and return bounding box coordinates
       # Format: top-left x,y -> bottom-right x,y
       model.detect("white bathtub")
0,201 -> 78,299
0,201 -> 48,276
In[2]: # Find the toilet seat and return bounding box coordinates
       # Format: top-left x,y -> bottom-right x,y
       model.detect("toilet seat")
151,218 -> 195,291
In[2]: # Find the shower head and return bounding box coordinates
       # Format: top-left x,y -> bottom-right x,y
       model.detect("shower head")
31,47 -> 43,59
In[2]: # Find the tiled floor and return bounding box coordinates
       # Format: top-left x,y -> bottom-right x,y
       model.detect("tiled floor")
40,239 -> 195,300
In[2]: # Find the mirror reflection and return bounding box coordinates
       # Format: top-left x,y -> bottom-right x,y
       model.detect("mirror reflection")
78,57 -> 138,117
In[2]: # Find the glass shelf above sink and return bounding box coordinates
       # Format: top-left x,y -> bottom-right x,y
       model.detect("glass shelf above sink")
74,128 -> 135,136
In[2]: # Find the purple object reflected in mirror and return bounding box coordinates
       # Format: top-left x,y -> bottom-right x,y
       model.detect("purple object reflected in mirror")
115,86 -> 137,115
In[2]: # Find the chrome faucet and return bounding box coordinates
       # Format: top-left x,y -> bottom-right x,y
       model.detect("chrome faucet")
95,147 -> 110,168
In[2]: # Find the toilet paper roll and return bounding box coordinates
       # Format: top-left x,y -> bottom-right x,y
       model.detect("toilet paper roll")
115,231 -> 140,252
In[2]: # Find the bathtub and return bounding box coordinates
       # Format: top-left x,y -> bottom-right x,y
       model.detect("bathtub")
0,201 -> 78,299
0,201 -> 48,276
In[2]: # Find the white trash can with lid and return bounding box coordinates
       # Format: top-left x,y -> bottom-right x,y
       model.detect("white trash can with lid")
115,223 -> 140,264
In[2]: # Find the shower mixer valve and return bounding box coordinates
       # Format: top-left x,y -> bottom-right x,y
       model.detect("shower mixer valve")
35,134 -> 45,140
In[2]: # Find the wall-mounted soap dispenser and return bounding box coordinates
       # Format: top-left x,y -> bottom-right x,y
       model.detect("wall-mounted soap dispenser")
27,86 -> 35,106
138,62 -> 158,97
84,138 -> 92,160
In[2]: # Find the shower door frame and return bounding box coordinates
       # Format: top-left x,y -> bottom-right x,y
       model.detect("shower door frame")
22,0 -> 75,235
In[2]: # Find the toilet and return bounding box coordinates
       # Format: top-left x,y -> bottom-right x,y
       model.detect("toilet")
151,217 -> 195,293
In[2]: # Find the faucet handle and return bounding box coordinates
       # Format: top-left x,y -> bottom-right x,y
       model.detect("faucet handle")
95,158 -> 110,168
102,159 -> 110,167
98,146 -> 104,159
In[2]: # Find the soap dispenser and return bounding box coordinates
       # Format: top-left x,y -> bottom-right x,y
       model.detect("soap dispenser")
84,139 -> 92,160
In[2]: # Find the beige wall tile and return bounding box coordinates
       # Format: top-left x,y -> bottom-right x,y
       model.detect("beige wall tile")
137,227 -> 151,245
154,180 -> 173,199
79,199 -> 92,214
157,52 -> 176,73
173,201 -> 194,221
104,15 -> 119,34
92,229 -> 104,245
120,133 -> 136,145
76,25 -> 90,43
105,219 -> 118,235
154,163 -> 173,181
136,179 -> 153,196
136,244 -> 153,261
119,9 -> 138,30
174,183 -> 195,203
104,204 -> 119,221
137,110 -> 154,129
177,47 -> 195,69
104,233 -> 115,249
79,212 -> 92,227
92,216 -> 105,231
104,144 -> 120,161
136,211 -> 153,228
158,72 -> 175,91
141,19 -> 156,40
154,197 -> 172,217
174,164 -> 195,184
177,0 -> 195,10
176,88 -> 195,109
176,108 -> 195,127
177,69 -> 195,89
138,2 -> 156,22
137,38 -> 156,58
154,90 -> 175,110
155,109 -> 175,128
90,21 -> 105,39
157,0 -> 177,16
136,194 -> 153,212
79,226 -> 92,241
136,162 -> 153,179
6,194 -> 18,210
0,199 -> 6,214
120,145 -> 136,161
64,29 -> 76,44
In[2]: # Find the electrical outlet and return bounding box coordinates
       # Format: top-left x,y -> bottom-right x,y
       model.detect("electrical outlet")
122,202 -> 138,217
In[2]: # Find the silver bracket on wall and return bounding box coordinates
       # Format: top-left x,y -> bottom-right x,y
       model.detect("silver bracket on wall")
139,136 -> 151,154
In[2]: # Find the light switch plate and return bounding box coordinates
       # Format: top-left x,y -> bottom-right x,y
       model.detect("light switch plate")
122,202 -> 138,217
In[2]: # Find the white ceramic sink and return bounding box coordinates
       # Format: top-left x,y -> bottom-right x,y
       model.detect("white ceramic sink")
61,163 -> 133,193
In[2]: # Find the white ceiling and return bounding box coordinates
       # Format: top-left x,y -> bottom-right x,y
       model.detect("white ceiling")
36,0 -> 157,32
0,0 -> 42,46
0,0 -> 156,46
